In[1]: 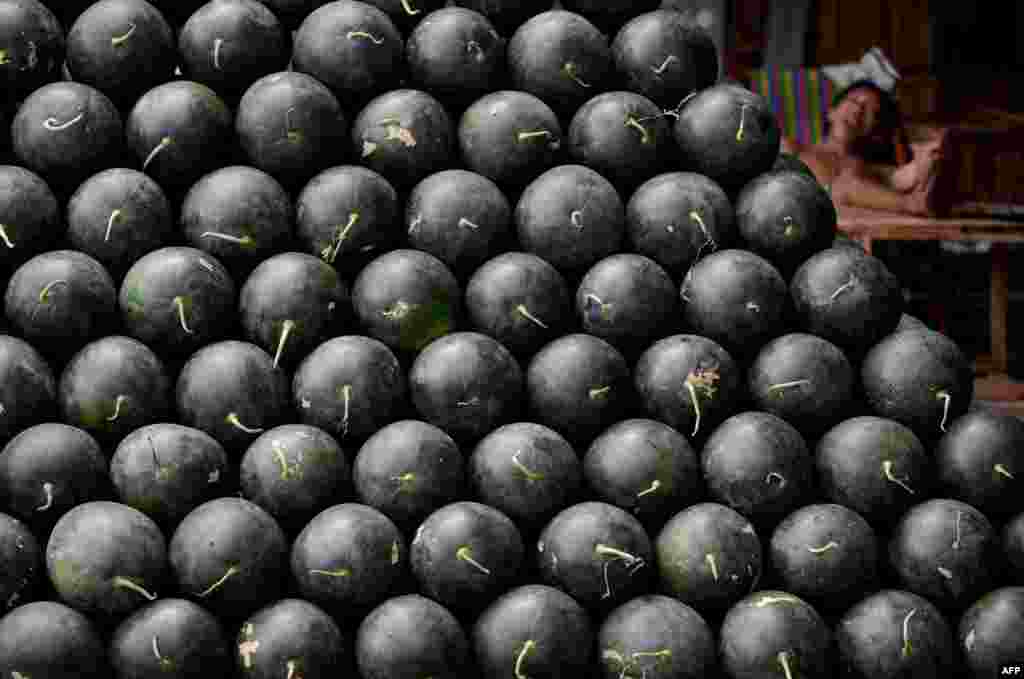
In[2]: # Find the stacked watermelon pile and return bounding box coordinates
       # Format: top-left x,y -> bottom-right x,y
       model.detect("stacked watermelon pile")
2,0 -> 1023,677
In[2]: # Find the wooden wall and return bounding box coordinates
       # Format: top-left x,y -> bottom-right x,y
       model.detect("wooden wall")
724,0 -> 1024,118
809,0 -> 932,74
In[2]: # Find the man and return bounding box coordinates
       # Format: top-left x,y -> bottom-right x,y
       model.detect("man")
783,80 -> 949,216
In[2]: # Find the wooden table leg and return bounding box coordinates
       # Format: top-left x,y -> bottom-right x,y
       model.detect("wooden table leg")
972,242 -> 1024,403
991,242 -> 1009,373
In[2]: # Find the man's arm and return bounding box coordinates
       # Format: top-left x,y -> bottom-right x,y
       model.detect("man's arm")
830,164 -> 926,214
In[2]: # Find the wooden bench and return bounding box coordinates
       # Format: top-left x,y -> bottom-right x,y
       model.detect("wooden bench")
837,205 -> 1024,402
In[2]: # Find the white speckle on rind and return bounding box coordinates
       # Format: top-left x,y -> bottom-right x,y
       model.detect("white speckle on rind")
208,468 -> 220,484
746,301 -> 760,312
538,541 -> 545,553
300,398 -> 311,409
937,566 -> 954,580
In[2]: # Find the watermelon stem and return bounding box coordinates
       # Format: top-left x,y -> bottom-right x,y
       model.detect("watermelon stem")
381,300 -> 418,319
212,38 -> 224,70
285,107 -> 302,143
952,510 -> 962,549
111,576 -> 157,601
783,216 -> 798,238
684,381 -> 701,436
664,92 -> 698,119
755,593 -> 800,608
105,209 -> 122,242
511,450 -> 545,481
995,463 -> 1015,479
172,296 -> 194,334
767,379 -> 811,394
273,320 -> 295,369
0,224 -> 14,248
652,55 -> 679,74
339,384 -> 352,437
636,479 -> 661,498
38,279 -> 68,303
777,651 -> 794,679
196,564 -> 240,598
391,472 -> 416,491
705,552 -> 719,581
347,31 -> 385,44
272,440 -> 297,480
936,390 -> 951,432
200,231 -> 256,247
35,481 -> 54,512
571,210 -> 584,230
106,394 -> 127,422
589,385 -> 611,399
143,137 -> 173,171
563,62 -> 591,88
111,23 -> 136,46
882,460 -> 915,494
456,546 -> 491,575
322,212 -> 360,264
806,541 -> 839,554
623,116 -> 651,144
466,40 -> 483,60
458,217 -> 480,230
514,639 -> 536,679
736,103 -> 752,142
901,609 -> 917,657
0,50 -> 9,65
225,413 -> 263,434
829,274 -> 857,302
43,112 -> 85,131
286,660 -> 300,679
765,472 -> 786,485
595,544 -> 645,599
400,0 -> 420,15
690,211 -> 716,249
517,130 -> 552,142
152,636 -> 169,666
514,304 -> 548,329
632,649 -> 672,663
309,567 -> 351,577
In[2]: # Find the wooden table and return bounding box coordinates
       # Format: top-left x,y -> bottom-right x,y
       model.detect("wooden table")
836,205 -> 1024,401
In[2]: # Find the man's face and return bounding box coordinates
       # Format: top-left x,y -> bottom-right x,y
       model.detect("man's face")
829,87 -> 882,141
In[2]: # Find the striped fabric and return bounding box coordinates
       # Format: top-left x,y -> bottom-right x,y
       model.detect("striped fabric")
748,68 -> 835,146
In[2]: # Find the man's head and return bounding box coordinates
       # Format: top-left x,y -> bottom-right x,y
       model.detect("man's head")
826,79 -> 902,163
